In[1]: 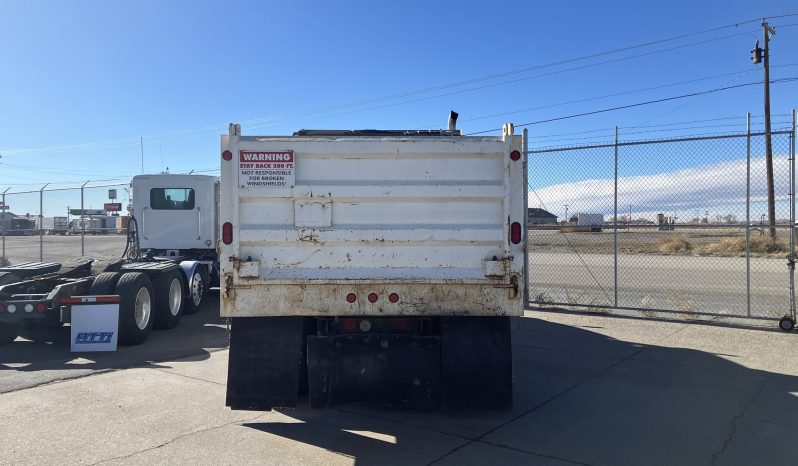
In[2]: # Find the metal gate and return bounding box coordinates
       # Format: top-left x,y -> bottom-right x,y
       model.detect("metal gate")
525,112 -> 796,328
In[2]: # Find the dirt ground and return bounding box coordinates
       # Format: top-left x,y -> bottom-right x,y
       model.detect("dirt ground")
0,234 -> 127,265
528,226 -> 793,258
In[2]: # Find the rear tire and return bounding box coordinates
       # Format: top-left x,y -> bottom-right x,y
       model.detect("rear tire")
153,271 -> 184,330
115,272 -> 154,346
89,272 -> 122,295
183,266 -> 207,315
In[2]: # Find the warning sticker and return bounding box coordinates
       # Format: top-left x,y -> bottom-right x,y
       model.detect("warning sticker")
239,151 -> 295,188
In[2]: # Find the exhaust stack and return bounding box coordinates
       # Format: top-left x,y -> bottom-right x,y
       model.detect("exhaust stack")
448,111 -> 459,131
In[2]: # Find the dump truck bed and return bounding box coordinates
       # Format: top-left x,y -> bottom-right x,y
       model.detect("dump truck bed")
220,126 -> 525,317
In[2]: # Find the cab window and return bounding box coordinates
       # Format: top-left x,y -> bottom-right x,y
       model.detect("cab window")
150,188 -> 195,210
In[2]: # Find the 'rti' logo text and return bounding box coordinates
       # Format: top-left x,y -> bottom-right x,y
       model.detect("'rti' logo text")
75,332 -> 114,344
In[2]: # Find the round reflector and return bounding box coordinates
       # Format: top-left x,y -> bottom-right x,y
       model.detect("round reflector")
368,293 -> 378,303
388,293 -> 399,303
222,150 -> 233,161
341,319 -> 357,332
359,320 -> 372,332
510,150 -> 521,161
35,303 -> 46,313
346,293 -> 357,303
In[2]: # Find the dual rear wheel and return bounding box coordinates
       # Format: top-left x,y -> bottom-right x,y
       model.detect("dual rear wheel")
89,268 -> 206,346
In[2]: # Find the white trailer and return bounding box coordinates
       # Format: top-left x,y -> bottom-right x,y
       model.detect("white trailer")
221,120 -> 525,409
39,216 -> 68,235
573,212 -> 604,227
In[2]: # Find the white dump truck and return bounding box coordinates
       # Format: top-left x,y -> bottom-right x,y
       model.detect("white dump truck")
221,119 -> 525,409
0,174 -> 219,345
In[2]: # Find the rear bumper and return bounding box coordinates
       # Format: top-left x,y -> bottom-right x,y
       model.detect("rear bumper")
0,300 -> 57,323
222,282 -> 522,317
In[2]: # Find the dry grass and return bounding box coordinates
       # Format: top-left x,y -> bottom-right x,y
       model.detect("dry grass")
657,236 -> 692,254
697,236 -> 789,257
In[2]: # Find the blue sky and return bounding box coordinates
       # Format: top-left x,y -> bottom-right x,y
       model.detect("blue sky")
0,0 -> 796,216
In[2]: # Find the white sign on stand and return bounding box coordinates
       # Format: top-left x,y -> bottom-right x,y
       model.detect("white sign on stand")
69,296 -> 120,352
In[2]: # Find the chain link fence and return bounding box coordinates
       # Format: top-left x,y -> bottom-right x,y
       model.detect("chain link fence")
527,114 -> 796,327
1,183 -> 130,266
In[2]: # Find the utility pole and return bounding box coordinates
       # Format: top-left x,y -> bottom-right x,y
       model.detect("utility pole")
140,137 -> 144,174
628,204 -> 633,229
563,204 -> 569,224
753,21 -> 777,239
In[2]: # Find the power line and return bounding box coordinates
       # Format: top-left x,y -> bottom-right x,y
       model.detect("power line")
467,78 -> 798,135
419,64 -> 798,129
4,15 -> 797,156
279,14 -> 795,115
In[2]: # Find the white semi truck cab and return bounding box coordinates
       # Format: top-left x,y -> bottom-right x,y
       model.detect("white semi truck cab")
221,121 -> 525,410
131,174 -> 219,254
0,174 -> 222,346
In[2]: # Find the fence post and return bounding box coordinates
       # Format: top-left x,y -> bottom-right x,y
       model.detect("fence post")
39,183 -> 48,262
791,109 -> 796,322
1,188 -> 8,261
81,180 -> 89,256
523,128 -> 529,308
746,113 -> 751,317
613,126 -> 619,308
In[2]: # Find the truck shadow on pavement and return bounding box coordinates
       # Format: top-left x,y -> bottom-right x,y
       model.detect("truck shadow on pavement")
244,317 -> 798,466
0,295 -> 227,391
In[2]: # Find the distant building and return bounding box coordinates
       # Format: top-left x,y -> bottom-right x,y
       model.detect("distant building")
528,208 -> 558,225
0,212 -> 36,235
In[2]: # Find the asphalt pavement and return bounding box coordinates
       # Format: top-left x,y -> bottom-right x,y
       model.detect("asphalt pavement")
2,306 -> 798,465
529,252 -> 789,319
0,293 -> 226,394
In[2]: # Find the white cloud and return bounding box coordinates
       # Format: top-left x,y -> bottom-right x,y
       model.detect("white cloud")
529,155 -> 792,220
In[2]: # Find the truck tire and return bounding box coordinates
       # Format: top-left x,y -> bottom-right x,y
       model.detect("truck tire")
0,272 -> 22,286
0,322 -> 20,344
115,272 -> 154,346
183,266 -> 207,315
89,272 -> 122,295
153,270 -> 183,330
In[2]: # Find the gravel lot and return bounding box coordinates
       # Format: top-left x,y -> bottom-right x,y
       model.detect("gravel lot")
1,234 -> 127,265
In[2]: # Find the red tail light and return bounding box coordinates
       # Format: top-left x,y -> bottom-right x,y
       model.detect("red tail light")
388,293 -> 399,303
346,293 -> 357,303
341,319 -> 357,332
222,150 -> 232,161
367,293 -> 378,303
510,150 -> 521,161
510,222 -> 522,244
222,222 -> 233,245
35,303 -> 46,313
0,304 -> 5,313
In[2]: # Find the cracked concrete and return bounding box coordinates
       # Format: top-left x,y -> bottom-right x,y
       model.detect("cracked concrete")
1,311 -> 797,465
710,375 -> 769,466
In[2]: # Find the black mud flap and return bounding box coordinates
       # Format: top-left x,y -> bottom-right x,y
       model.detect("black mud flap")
307,334 -> 440,409
226,317 -> 303,411
441,316 -> 513,410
